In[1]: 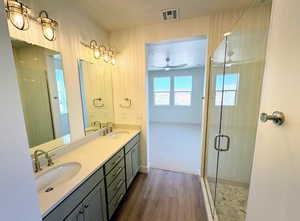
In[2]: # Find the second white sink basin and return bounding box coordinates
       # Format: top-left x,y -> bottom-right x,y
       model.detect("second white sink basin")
36,162 -> 81,193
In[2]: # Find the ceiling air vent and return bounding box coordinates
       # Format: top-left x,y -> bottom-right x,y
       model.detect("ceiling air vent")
161,8 -> 179,21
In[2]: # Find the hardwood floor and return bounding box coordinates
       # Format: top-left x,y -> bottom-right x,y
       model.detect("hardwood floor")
112,168 -> 208,221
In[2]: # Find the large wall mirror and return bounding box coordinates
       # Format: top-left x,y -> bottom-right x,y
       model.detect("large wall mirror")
11,39 -> 70,152
78,60 -> 114,135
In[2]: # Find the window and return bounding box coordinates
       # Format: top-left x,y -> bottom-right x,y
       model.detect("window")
174,76 -> 192,106
215,73 -> 239,106
153,77 -> 171,105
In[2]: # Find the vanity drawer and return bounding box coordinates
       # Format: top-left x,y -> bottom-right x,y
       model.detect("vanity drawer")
105,149 -> 124,174
43,167 -> 104,221
125,135 -> 139,153
107,169 -> 126,202
106,158 -> 125,186
108,182 -> 126,219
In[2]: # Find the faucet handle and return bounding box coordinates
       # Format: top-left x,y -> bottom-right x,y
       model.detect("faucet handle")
46,153 -> 55,166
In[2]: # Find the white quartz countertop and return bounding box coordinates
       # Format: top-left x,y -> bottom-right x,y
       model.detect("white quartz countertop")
37,128 -> 140,218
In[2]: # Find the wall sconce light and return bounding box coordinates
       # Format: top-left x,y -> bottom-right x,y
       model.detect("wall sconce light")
89,40 -> 101,59
104,48 -> 117,64
5,1 -> 59,41
38,10 -> 57,41
81,41 -> 117,64
6,0 -> 30,31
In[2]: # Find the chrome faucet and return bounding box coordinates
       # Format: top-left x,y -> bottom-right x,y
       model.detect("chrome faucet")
33,149 -> 54,173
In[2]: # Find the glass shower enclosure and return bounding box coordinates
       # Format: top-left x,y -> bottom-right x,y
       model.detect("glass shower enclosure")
204,1 -> 272,221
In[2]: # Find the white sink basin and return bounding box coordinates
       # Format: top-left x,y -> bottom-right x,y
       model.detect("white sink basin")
36,162 -> 81,193
107,131 -> 129,138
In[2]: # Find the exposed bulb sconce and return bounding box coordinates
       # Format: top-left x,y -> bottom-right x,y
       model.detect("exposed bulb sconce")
6,0 -> 30,31
81,41 -> 117,65
38,10 -> 57,41
5,1 -> 59,41
90,40 -> 101,59
105,49 -> 116,65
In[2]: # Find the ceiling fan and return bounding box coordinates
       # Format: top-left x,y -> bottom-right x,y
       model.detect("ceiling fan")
153,57 -> 187,71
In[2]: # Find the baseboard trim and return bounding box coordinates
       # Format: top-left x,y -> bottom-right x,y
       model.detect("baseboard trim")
199,176 -> 217,221
139,165 -> 149,173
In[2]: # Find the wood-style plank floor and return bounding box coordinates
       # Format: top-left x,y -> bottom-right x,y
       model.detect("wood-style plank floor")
112,168 -> 208,221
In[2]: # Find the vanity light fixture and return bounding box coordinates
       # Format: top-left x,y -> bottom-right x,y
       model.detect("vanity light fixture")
6,0 -> 30,31
89,40 -> 101,59
38,10 -> 58,41
80,41 -> 117,64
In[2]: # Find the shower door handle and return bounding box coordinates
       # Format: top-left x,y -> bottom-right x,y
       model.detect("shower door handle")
214,134 -> 230,152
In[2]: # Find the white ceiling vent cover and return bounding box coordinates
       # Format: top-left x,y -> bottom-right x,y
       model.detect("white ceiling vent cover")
161,8 -> 179,21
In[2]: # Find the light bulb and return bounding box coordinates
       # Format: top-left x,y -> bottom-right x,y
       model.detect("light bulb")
42,24 -> 55,41
94,48 -> 101,59
39,11 -> 57,41
103,54 -> 110,63
111,57 -> 116,65
7,0 -> 30,31
11,12 -> 24,29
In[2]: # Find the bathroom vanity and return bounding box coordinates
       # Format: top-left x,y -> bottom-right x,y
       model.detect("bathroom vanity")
41,130 -> 140,221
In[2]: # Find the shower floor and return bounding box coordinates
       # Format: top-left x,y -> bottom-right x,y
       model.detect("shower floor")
209,181 -> 249,221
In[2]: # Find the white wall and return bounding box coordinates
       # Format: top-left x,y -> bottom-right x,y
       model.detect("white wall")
246,0 -> 300,220
149,67 -> 205,124
0,2 -> 41,220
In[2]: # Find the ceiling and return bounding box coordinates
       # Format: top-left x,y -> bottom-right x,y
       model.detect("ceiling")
147,37 -> 208,71
73,0 -> 252,31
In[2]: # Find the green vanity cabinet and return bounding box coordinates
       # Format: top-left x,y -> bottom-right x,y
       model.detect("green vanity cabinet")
43,134 -> 140,221
65,181 -> 107,221
125,136 -> 140,189
82,181 -> 107,221
43,168 -> 107,221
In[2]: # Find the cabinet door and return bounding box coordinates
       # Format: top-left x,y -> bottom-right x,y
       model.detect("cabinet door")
99,180 -> 108,221
125,151 -> 133,188
132,143 -> 139,177
82,181 -> 107,221
64,205 -> 84,221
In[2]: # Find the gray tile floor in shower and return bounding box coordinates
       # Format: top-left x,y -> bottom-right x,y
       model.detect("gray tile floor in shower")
209,182 -> 249,221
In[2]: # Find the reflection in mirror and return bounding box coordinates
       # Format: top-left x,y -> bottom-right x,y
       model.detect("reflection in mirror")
11,39 -> 70,151
78,60 -> 114,135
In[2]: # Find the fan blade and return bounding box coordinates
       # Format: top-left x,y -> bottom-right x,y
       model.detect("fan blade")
151,65 -> 168,68
167,64 -> 188,68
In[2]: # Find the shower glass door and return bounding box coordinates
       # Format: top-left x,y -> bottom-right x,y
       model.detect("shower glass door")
204,38 -> 227,218
204,1 -> 272,221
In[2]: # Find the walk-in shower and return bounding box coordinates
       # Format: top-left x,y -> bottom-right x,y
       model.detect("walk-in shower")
203,1 -> 272,220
